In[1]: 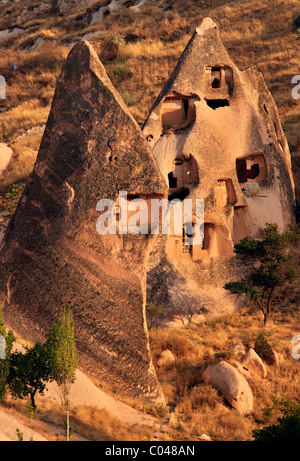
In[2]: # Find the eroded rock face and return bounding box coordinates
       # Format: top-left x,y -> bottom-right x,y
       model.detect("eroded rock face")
0,41 -> 167,403
241,348 -> 267,379
57,0 -> 91,15
143,18 -> 296,325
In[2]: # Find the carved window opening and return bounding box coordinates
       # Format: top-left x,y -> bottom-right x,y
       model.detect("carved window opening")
211,67 -> 222,88
182,224 -> 192,253
205,99 -> 229,110
202,223 -> 214,251
168,171 -> 177,188
168,154 -> 198,199
206,65 -> 233,93
169,188 -> 190,201
215,178 -> 236,207
236,154 -> 267,184
161,92 -> 199,130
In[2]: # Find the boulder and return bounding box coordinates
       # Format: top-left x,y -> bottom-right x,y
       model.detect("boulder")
241,348 -> 267,378
233,361 -> 253,380
57,0 -> 90,15
231,342 -> 246,359
157,349 -> 175,368
0,143 -> 13,176
201,361 -> 253,415
200,433 -> 211,441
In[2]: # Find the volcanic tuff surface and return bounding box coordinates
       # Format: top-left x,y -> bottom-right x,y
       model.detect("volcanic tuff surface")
0,40 -> 167,403
143,18 -> 295,325
0,16 -> 296,402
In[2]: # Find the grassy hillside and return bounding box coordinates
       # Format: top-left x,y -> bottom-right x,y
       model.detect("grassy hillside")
0,0 -> 300,197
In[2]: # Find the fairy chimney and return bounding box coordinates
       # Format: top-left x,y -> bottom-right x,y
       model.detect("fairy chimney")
143,18 -> 295,324
0,41 -> 167,403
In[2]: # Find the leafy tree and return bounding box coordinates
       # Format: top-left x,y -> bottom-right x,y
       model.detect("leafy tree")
224,224 -> 299,326
0,306 -> 15,400
7,342 -> 53,410
253,398 -> 300,441
46,307 -> 78,441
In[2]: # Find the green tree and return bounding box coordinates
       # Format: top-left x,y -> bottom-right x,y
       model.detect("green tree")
0,306 -> 15,400
224,224 -> 299,326
7,342 -> 53,410
46,307 -> 78,441
253,398 -> 300,441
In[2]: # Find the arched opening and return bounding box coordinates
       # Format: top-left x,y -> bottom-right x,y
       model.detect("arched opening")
191,222 -> 233,261
182,224 -> 192,254
161,92 -> 199,131
214,178 -> 237,207
167,154 -> 198,199
202,223 -> 215,251
236,154 -> 267,184
211,67 -> 222,88
205,99 -> 229,110
206,65 -> 234,93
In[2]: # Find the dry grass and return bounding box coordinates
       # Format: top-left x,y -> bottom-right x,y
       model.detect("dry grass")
0,0 -> 299,441
149,296 -> 300,441
1,298 -> 299,441
69,405 -> 154,441
0,131 -> 44,190
38,399 -> 154,441
122,39 -> 187,59
1,396 -> 155,441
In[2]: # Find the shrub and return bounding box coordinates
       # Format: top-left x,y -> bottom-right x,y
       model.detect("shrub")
108,61 -> 131,83
293,13 -> 300,29
0,184 -> 24,228
254,331 -> 275,364
253,398 -> 300,441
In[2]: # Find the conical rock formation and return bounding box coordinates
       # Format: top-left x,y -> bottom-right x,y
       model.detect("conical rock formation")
143,18 -> 295,325
0,41 -> 167,403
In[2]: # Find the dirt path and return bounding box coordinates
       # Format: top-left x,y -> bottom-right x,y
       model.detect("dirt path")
9,343 -> 159,433
37,368 -> 158,428
0,408 -> 48,441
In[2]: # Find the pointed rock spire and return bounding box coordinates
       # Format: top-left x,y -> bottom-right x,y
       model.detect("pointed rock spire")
0,40 -> 167,403
143,18 -> 295,325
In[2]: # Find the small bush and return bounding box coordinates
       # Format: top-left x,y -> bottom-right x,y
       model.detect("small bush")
253,398 -> 300,441
293,13 -> 300,29
99,34 -> 125,63
254,331 -> 275,365
0,183 -> 24,227
108,61 -> 131,83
